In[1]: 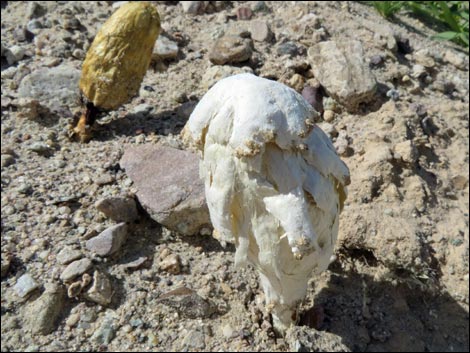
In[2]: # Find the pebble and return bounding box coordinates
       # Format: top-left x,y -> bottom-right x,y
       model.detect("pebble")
183,329 -> 206,350
411,64 -> 427,79
159,253 -> 182,274
1,155 -> 16,168
369,55 -> 384,67
250,20 -> 272,42
14,273 -> 40,298
122,256 -> 148,270
209,35 -> 253,65
302,84 -> 323,114
28,142 -> 51,155
56,248 -> 83,265
236,7 -> 253,20
26,19 -> 43,32
288,73 -> 305,92
157,286 -> 217,319
83,270 -> 113,306
94,174 -> 115,186
153,36 -> 179,60
386,89 -> 400,101
444,50 -> 468,70
24,282 -> 66,335
393,140 -> 417,164
323,109 -> 335,122
60,258 -> 92,282
95,197 -> 139,223
93,313 -> 116,345
181,1 -> 205,15
277,41 -> 300,57
5,45 -> 26,65
85,223 -> 128,257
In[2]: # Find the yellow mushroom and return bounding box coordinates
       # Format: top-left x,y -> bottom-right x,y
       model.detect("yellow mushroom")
72,2 -> 160,142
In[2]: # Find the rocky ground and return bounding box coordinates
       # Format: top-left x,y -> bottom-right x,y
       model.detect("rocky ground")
1,1 -> 469,352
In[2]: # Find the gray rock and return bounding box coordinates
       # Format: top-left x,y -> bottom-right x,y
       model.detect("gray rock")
56,247 -> 83,265
120,145 -> 211,235
14,274 -> 40,298
209,35 -> 253,65
95,197 -> 138,222
202,65 -> 253,90
308,40 -> 377,111
18,65 -> 81,109
153,36 -> 179,60
28,142 -> 51,155
157,286 -> 217,319
182,1 -> 205,15
85,223 -> 128,257
60,258 -> 93,282
182,329 -> 206,350
24,282 -> 66,335
26,19 -> 43,32
250,20 -> 272,42
93,312 -> 116,345
277,41 -> 300,57
27,2 -> 46,19
444,50 -> 468,71
285,326 -> 351,352
83,271 -> 113,306
5,45 -> 26,65
1,154 -> 16,168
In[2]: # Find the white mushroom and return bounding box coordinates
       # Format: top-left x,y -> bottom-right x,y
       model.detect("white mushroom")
182,73 -> 350,334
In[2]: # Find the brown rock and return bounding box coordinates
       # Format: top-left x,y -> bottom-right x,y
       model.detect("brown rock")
308,40 -> 377,111
120,145 -> 210,235
95,197 -> 139,222
209,35 -> 253,65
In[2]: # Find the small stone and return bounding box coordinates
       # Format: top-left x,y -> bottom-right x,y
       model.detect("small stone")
5,45 -> 26,65
72,49 -> 85,59
159,253 -> 181,274
94,174 -> 115,186
369,55 -> 384,67
250,20 -> 272,42
86,223 -> 128,257
95,197 -> 139,222
451,175 -> 468,190
252,1 -> 269,12
153,36 -> 179,60
277,41 -> 299,57
158,286 -> 217,319
209,35 -> 253,65
1,254 -> 12,278
386,89 -> 400,101
288,74 -> 305,92
24,282 -> 66,335
222,324 -> 236,339
66,313 -> 81,328
323,109 -> 335,122
93,313 -> 116,345
308,40 -> 377,111
56,247 -> 83,265
27,19 -> 43,32
236,7 -> 253,20
83,270 -> 113,306
182,1 -> 205,15
444,50 -> 468,70
60,258 -> 93,282
411,64 -> 427,79
14,273 -> 40,298
182,329 -> 206,350
301,85 -> 323,114
28,142 -> 51,155
1,154 -> 16,168
16,97 -> 42,120
414,49 -> 435,68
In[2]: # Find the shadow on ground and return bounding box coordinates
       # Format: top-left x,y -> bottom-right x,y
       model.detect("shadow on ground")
300,261 -> 469,352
